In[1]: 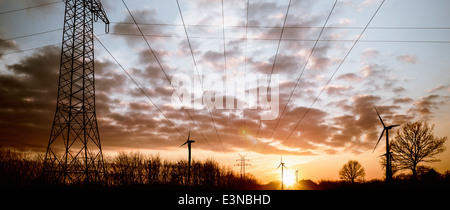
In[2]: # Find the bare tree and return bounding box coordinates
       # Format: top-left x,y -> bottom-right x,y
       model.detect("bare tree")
339,160 -> 365,184
390,121 -> 447,180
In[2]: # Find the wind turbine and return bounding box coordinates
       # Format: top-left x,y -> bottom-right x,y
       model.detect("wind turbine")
373,106 -> 400,183
276,156 -> 287,190
181,130 -> 195,185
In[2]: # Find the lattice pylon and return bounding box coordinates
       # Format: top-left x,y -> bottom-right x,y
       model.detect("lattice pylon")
42,0 -> 109,184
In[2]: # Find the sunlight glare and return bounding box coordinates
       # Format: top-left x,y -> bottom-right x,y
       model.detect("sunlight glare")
283,170 -> 296,187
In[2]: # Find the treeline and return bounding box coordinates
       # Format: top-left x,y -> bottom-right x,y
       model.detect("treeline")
0,149 -> 258,189
104,152 -> 258,189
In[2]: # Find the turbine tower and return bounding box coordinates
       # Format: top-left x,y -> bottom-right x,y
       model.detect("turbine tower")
277,156 -> 287,190
373,106 -> 400,183
42,0 -> 109,184
181,130 -> 195,185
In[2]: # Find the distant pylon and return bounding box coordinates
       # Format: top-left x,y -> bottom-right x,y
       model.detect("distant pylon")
42,0 -> 109,184
235,154 -> 250,180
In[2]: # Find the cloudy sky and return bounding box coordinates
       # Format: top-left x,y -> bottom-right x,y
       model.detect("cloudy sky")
1,0 -> 449,183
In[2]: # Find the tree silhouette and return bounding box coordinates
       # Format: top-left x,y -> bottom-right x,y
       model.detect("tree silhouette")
339,160 -> 365,184
389,121 -> 447,180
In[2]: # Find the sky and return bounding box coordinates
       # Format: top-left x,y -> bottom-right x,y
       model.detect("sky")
0,0 -> 449,184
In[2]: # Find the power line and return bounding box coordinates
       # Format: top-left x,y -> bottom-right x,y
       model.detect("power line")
121,0 -> 217,152
105,32 -> 450,43
279,0 -> 387,147
110,22 -> 450,30
94,35 -> 186,141
222,0 -> 228,75
176,0 -> 225,152
3,29 -> 449,52
2,34 -> 448,58
0,139 -> 55,150
255,0 -> 292,149
0,28 -> 62,42
5,38 -> 446,58
0,1 -> 62,15
244,0 -> 250,149
1,25 -> 447,45
261,0 -> 338,152
0,43 -> 60,56
222,0 -> 235,147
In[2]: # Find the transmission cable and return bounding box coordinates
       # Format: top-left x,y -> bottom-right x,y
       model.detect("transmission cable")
94,35 -> 186,140
121,0 -> 216,152
261,0 -> 337,152
275,0 -> 387,150
254,0 -> 291,149
176,0 -> 226,152
0,1 -> 62,15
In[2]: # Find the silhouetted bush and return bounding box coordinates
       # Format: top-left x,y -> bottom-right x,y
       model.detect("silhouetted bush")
0,150 -> 43,187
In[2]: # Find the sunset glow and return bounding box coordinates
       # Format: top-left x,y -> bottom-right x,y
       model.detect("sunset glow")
282,170 -> 296,188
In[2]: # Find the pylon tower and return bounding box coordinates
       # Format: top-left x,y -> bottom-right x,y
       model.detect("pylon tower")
42,0 -> 109,184
235,154 -> 250,180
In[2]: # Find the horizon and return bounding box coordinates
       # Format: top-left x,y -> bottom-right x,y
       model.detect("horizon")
0,0 -> 449,185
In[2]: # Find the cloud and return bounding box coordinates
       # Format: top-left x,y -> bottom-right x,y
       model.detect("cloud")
326,85 -> 352,96
0,46 -> 60,149
337,73 -> 360,82
328,95 -> 382,150
361,47 -> 380,59
253,106 -> 330,155
396,54 -> 417,64
407,94 -> 448,120
265,94 -> 410,155
0,38 -> 19,58
393,97 -> 413,104
338,18 -> 352,25
357,0 -> 381,10
0,45 -> 183,151
2,0 -> 447,161
427,84 -> 449,93
112,8 -> 168,45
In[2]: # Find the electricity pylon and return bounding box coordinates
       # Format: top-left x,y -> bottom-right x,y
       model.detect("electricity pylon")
235,154 -> 250,180
42,0 -> 109,184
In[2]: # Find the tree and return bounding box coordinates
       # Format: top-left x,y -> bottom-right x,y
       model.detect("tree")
390,121 -> 447,180
339,160 -> 365,184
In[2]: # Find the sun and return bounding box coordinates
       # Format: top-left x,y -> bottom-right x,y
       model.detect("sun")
283,170 -> 296,188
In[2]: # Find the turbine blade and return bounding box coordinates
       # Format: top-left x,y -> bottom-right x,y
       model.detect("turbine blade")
391,125 -> 400,128
187,129 -> 191,141
374,106 -> 385,127
372,129 -> 385,153
277,163 -> 282,169
180,141 -> 188,147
